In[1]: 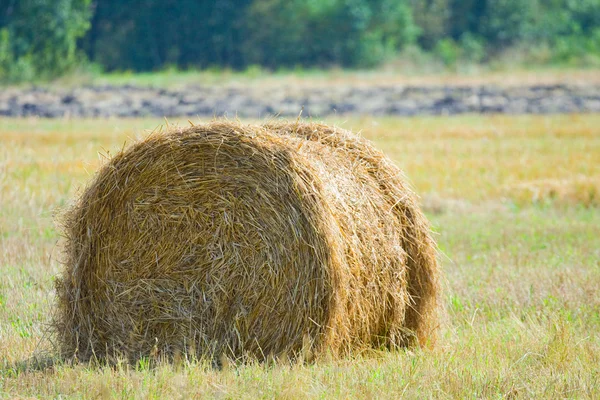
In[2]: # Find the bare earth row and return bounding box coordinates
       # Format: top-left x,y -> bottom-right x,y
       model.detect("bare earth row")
2,84 -> 599,118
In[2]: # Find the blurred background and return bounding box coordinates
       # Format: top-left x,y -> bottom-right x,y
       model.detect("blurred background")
1,0 -> 599,82
2,0 -> 600,118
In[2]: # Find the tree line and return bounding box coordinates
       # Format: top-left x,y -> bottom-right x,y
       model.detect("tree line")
1,0 -> 599,82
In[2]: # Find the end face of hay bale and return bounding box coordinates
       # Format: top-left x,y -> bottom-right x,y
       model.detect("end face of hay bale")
54,121 -> 440,362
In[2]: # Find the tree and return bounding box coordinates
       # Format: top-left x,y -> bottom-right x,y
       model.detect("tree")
410,0 -> 450,50
0,0 -> 91,82
243,0 -> 417,68
480,0 -> 534,47
82,0 -> 253,71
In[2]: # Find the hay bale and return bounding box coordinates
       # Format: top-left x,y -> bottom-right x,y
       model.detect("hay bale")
54,121 -> 440,362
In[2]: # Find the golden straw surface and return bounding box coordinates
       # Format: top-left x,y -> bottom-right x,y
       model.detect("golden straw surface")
54,121 -> 440,362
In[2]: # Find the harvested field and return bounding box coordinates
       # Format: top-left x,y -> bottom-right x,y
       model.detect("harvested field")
1,115 -> 599,398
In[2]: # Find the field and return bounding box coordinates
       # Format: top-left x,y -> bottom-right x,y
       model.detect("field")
1,115 -> 599,398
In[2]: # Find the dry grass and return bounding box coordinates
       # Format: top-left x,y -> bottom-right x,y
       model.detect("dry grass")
1,114 -> 599,398
54,121 -> 439,362
358,114 -> 600,207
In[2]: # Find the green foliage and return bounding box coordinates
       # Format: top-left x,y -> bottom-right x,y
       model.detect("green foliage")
242,0 -> 307,68
458,33 -> 486,63
83,0 -> 253,71
293,0 -> 417,68
89,0 -> 418,71
433,0 -> 600,66
410,0 -> 450,50
480,0 -> 535,47
0,28 -> 36,82
1,0 -> 600,81
434,39 -> 459,67
433,34 -> 486,67
552,28 -> 600,65
372,0 -> 420,52
0,0 -> 91,83
525,0 -> 600,64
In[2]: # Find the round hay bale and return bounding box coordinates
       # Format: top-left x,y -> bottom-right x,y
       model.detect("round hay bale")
54,121 -> 440,362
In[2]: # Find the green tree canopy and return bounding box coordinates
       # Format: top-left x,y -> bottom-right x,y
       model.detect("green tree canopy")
1,0 -> 599,82
0,0 -> 90,82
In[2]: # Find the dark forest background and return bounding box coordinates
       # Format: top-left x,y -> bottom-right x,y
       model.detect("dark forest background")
1,0 -> 599,82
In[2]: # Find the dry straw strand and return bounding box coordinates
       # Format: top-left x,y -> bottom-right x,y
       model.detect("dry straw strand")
54,120 -> 440,363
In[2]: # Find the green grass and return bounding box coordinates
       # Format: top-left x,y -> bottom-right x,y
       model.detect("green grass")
1,115 -> 599,398
33,64 -> 600,89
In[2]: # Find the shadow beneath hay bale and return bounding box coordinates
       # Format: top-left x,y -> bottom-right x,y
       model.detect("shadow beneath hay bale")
2,354 -> 59,376
2,352 -> 211,374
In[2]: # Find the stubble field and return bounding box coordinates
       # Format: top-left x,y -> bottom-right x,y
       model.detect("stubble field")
1,114 -> 599,398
